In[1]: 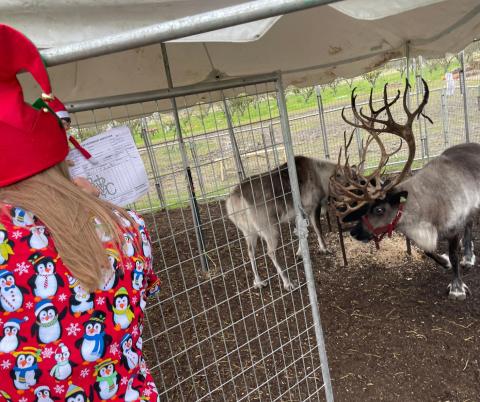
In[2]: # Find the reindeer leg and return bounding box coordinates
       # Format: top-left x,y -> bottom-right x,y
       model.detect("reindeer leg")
263,228 -> 297,291
424,251 -> 451,271
461,219 -> 475,268
447,234 -> 469,300
246,234 -> 267,289
312,204 -> 328,254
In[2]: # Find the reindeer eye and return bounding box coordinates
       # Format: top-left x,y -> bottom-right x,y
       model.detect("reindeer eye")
374,206 -> 386,216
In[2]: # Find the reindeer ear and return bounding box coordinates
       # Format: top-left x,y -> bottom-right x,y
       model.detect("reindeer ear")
341,203 -> 370,223
386,190 -> 408,205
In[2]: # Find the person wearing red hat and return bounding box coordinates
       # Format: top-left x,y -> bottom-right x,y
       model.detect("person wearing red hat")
0,24 -> 160,401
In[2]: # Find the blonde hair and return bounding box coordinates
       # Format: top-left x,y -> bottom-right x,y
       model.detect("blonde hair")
0,162 -> 134,292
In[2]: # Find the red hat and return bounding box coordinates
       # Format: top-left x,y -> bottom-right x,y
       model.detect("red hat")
49,96 -> 94,161
0,24 -> 69,187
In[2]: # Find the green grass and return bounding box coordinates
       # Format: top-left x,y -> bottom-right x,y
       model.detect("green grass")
129,65 -> 456,147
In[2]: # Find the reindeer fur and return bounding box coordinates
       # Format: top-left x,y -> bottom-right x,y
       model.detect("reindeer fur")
225,156 -> 336,290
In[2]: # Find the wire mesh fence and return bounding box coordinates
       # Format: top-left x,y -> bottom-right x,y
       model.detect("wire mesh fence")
70,78 -> 332,401
67,40 -> 480,401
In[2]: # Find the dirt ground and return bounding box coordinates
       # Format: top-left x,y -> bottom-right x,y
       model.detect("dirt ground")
143,202 -> 480,402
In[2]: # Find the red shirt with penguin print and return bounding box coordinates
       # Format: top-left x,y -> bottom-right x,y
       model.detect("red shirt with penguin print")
0,204 -> 160,401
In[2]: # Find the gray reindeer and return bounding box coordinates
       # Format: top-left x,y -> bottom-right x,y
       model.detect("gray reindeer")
225,156 -> 336,290
331,79 -> 479,300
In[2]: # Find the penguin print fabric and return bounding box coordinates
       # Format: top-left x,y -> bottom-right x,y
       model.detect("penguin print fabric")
0,204 -> 160,401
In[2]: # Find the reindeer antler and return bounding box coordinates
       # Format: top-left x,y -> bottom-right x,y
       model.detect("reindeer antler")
330,79 -> 431,221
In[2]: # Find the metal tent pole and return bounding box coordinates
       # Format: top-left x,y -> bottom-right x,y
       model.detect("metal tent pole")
161,43 -> 209,273
222,93 -> 246,182
459,51 -> 471,143
275,75 -> 334,402
41,0 -> 342,66
315,86 -> 330,159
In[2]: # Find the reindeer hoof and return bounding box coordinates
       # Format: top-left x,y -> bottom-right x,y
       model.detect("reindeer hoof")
283,280 -> 298,292
461,254 -> 476,268
439,253 -> 452,270
253,280 -> 268,289
447,280 -> 470,300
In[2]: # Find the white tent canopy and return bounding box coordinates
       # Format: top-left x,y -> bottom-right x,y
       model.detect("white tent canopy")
3,0 -> 480,110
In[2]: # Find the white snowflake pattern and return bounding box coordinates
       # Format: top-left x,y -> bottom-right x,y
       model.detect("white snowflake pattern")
54,385 -> 65,394
11,230 -> 23,240
121,377 -> 128,386
132,296 -> 138,305
143,388 -> 152,397
0,318 -> 3,326
14,261 -> 30,276
125,261 -> 133,271
66,322 -> 81,337
19,398 -> 28,402
57,293 -> 68,302
132,325 -> 139,337
80,368 -> 90,378
96,296 -> 106,306
25,301 -> 33,310
41,347 -> 54,359
1,360 -> 11,370
109,342 -> 120,356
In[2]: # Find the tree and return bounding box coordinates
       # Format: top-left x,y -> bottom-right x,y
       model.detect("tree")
326,79 -> 341,95
344,78 -> 355,89
362,69 -> 382,88
227,93 -> 253,121
290,86 -> 315,103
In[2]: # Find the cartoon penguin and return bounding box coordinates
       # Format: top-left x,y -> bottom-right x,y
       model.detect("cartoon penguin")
10,346 -> 42,391
31,299 -> 66,344
136,322 -> 144,351
34,385 -> 56,402
66,274 -> 94,316
122,233 -> 136,257
124,375 -> 141,402
127,210 -> 145,227
0,270 -> 27,313
0,317 -> 28,353
139,228 -> 152,259
101,249 -> 123,292
108,287 -> 134,330
131,257 -> 145,291
120,333 -> 139,371
139,289 -> 147,312
22,226 -> 49,250
10,207 -> 35,227
93,359 -> 120,400
27,253 -> 63,300
0,224 -> 14,265
49,342 -> 75,381
75,311 -> 112,362
65,383 -> 90,402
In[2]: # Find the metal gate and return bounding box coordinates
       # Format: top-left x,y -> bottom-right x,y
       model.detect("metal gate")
69,73 -> 333,401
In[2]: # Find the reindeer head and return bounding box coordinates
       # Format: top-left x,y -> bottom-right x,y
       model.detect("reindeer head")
330,79 -> 431,245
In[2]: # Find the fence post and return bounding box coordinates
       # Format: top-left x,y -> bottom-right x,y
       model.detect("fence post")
161,43 -> 209,273
416,57 -> 430,161
269,123 -> 281,166
315,85 -> 331,159
222,93 -> 246,181
140,118 -> 167,209
189,140 -> 206,197
440,89 -> 450,148
459,51 -> 471,143
276,75 -> 334,402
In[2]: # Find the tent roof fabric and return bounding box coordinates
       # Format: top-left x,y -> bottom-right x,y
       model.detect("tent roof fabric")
2,0 -> 480,110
